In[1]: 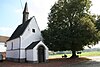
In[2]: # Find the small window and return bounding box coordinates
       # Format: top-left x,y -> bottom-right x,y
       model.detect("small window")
32,29 -> 35,33
11,42 -> 13,50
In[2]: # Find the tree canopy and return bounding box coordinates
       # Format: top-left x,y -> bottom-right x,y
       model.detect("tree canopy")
96,15 -> 100,31
42,0 -> 100,57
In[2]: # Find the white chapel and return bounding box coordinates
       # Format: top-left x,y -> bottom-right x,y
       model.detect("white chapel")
6,2 -> 48,63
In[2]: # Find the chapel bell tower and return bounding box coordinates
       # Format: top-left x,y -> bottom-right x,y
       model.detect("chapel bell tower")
22,2 -> 29,23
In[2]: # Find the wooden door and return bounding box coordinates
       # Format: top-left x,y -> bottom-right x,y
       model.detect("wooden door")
38,46 -> 45,63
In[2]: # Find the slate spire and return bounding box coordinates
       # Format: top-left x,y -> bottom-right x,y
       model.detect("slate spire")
22,2 -> 29,23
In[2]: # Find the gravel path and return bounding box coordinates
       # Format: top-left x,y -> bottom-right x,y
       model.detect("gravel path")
0,58 -> 89,67
62,56 -> 100,67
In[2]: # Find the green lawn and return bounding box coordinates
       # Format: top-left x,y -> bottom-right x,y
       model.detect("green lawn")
80,51 -> 100,56
49,51 -> 100,59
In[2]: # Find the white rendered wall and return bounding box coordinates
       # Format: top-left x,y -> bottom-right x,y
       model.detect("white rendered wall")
26,49 -> 33,61
6,50 -> 19,58
13,38 -> 20,49
21,17 -> 43,49
6,41 -> 12,50
6,38 -> 20,50
33,49 -> 38,61
6,49 -> 25,59
6,38 -> 20,58
20,50 -> 25,59
45,49 -> 49,60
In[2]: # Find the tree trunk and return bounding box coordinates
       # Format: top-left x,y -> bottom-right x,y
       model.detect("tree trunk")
70,51 -> 78,58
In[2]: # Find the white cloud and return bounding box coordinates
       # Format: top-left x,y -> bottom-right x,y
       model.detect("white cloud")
26,0 -> 57,30
90,0 -> 100,15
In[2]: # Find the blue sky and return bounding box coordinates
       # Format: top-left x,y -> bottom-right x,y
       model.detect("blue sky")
0,0 -> 57,36
0,0 -> 25,36
0,0 -> 100,37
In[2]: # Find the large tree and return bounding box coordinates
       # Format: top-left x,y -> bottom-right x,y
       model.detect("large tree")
42,0 -> 100,58
95,15 -> 100,31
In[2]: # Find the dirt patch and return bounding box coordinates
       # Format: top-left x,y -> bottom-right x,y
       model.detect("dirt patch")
0,57 -> 91,67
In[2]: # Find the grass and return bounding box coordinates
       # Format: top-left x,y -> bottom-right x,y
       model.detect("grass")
80,51 -> 100,56
49,54 -> 71,59
49,51 -> 100,59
